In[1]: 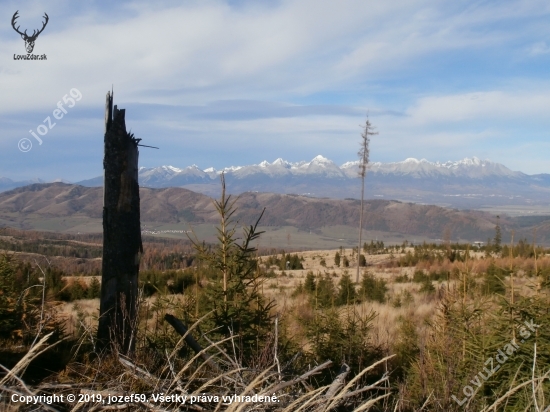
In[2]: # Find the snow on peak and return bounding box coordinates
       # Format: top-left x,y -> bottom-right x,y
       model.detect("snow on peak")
163,165 -> 183,173
259,161 -> 270,168
223,165 -> 243,172
204,167 -> 216,173
312,155 -> 331,163
272,158 -> 290,166
304,155 -> 336,169
459,157 -> 481,166
341,160 -> 360,169
440,157 -> 491,170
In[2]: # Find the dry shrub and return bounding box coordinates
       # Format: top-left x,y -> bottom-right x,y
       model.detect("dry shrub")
1,313 -> 395,411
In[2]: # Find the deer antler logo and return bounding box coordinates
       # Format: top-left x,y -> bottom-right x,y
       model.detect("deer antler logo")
11,11 -> 49,54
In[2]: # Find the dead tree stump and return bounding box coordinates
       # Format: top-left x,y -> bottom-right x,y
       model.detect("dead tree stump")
97,90 -> 143,354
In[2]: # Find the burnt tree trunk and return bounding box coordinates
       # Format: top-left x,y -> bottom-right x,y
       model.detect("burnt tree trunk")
97,90 -> 143,354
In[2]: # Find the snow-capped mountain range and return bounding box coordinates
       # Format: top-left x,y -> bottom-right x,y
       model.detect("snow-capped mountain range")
2,156 -> 550,209
134,155 -> 525,185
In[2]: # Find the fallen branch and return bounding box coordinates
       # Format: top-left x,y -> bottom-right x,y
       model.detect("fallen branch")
266,360 -> 333,394
325,363 -> 350,399
164,314 -> 221,372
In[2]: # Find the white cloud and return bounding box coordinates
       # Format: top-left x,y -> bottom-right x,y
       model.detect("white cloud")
406,89 -> 550,124
529,41 -> 550,55
2,0 -> 547,112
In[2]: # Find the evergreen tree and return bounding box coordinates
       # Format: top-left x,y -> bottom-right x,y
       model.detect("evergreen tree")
315,273 -> 336,308
0,255 -> 20,338
87,277 -> 101,299
485,237 -> 493,258
419,278 -> 435,294
189,174 -> 275,362
336,274 -> 356,305
0,255 -> 63,343
299,305 -> 381,385
70,280 -> 87,300
334,251 -> 341,267
392,315 -> 420,380
359,272 -> 387,303
484,260 -> 506,295
287,254 -> 304,270
46,266 -> 65,298
304,271 -> 316,293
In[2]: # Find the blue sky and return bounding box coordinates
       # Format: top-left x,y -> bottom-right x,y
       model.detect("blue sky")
1,0 -> 549,181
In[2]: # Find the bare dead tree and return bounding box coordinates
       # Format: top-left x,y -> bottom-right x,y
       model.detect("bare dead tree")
97,90 -> 143,354
356,116 -> 377,283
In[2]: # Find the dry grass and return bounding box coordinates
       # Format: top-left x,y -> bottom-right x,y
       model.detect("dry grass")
55,247 -> 547,355
14,248 -> 549,411
53,250 -> 445,359
0,317 -> 395,412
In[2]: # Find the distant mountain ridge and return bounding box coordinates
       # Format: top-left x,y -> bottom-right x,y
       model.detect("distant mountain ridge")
0,177 -> 46,192
3,157 -> 550,208
86,156 -> 550,208
364,157 -> 524,179
2,183 -> 550,244
135,156 -> 525,182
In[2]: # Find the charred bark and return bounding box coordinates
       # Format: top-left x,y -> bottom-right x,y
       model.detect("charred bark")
97,90 -> 143,354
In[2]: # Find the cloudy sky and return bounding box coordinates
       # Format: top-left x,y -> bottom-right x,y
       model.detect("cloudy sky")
1,0 -> 549,181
